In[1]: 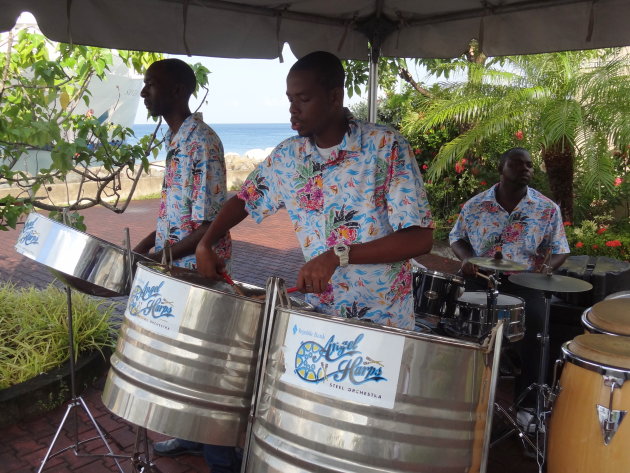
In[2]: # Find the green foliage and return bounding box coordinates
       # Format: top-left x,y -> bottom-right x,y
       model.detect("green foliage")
403,49 -> 630,221
564,220 -> 630,261
0,284 -> 116,389
0,27 -> 211,231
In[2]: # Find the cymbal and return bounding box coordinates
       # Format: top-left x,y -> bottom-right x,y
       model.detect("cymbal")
509,273 -> 593,293
468,256 -> 528,272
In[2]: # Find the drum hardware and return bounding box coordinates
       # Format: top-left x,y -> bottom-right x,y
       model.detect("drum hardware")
36,211 -> 128,473
411,268 -> 465,332
489,272 -> 594,471
597,375 -> 627,445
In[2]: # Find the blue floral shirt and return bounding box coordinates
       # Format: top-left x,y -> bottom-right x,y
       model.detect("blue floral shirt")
156,112 -> 231,269
449,184 -> 569,270
237,115 -> 433,329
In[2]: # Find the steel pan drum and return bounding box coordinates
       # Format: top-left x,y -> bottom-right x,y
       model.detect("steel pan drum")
14,211 -> 149,296
246,306 -> 500,472
101,263 -> 311,446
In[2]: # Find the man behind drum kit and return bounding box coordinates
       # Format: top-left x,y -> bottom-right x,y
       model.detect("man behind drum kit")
449,147 -> 570,433
132,59 -> 234,464
195,50 -> 433,471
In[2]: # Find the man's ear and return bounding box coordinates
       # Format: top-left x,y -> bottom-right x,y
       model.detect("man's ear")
330,86 -> 344,107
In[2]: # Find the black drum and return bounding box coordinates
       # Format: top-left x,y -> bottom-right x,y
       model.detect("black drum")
448,291 -> 526,342
412,268 -> 464,330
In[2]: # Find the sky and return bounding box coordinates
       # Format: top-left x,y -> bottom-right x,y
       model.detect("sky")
134,45 -> 366,125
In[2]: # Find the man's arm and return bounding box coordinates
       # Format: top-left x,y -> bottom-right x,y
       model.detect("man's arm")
297,226 -> 433,294
450,238 -> 478,277
133,231 -> 156,255
549,253 -> 569,271
195,195 -> 249,278
151,222 -> 210,264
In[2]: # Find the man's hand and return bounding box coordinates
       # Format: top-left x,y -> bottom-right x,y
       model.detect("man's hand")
460,259 -> 479,278
296,249 -> 338,293
195,243 -> 225,280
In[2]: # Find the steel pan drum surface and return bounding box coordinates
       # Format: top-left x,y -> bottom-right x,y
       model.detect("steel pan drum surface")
14,211 -> 148,296
246,308 -> 497,472
101,263 -> 311,446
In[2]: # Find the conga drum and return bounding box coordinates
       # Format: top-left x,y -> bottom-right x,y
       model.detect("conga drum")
548,334 -> 630,473
581,298 -> 630,336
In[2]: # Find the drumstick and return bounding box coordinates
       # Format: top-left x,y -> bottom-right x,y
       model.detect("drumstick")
475,271 -> 491,281
287,287 -> 299,293
219,271 -> 246,296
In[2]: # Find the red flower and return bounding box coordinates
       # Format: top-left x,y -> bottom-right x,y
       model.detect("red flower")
592,244 -> 599,249
614,177 -> 623,186
480,180 -> 487,186
606,240 -> 622,247
515,130 -> 524,140
575,242 -> 584,248
422,164 -> 428,170
597,227 -> 607,234
563,221 -> 572,227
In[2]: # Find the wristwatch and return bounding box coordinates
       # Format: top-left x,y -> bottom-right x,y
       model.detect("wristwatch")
333,243 -> 350,267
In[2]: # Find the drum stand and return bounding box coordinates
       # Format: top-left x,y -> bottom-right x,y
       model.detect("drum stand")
37,285 -> 127,473
491,290 -> 555,472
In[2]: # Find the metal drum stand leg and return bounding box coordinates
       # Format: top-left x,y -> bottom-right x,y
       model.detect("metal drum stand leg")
491,291 -> 554,471
37,286 -> 127,473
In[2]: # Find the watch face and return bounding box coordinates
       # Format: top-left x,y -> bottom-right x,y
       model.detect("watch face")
335,245 -> 347,253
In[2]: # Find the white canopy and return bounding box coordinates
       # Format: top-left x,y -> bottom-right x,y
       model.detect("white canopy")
2,0 -> 630,60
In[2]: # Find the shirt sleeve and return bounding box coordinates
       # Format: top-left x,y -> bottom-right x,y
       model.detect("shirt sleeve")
189,131 -> 227,224
449,209 -> 469,245
236,147 -> 282,224
386,133 -> 434,231
546,203 -> 571,254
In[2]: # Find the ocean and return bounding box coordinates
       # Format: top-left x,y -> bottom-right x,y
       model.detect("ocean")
131,122 -> 295,159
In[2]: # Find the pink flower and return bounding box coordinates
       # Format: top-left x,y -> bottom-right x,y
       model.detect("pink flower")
592,244 -> 599,249
614,177 -> 623,186
606,240 -> 622,247
515,130 -> 524,140
422,164 -> 428,170
575,242 -> 584,248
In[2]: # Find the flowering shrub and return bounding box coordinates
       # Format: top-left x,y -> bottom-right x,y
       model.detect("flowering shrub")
564,220 -> 630,261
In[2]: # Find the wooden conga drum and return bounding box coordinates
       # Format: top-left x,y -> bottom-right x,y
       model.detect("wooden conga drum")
548,334 -> 630,473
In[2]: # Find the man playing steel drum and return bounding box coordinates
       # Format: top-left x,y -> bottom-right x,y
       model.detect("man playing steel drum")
195,50 -> 433,472
197,50 -> 434,328
449,147 -> 570,437
132,58 -> 233,463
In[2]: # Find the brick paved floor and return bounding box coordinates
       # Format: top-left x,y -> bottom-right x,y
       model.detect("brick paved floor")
0,199 -> 538,472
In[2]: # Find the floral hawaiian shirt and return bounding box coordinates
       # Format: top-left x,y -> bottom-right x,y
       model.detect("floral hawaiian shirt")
449,184 -> 569,270
237,114 -> 433,330
156,112 -> 231,269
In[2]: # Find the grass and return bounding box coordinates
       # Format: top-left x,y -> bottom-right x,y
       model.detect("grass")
0,284 -> 116,389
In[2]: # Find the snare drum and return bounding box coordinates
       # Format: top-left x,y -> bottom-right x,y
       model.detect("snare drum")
449,292 -> 525,342
581,299 -> 630,336
412,268 -> 464,327
548,334 -> 630,473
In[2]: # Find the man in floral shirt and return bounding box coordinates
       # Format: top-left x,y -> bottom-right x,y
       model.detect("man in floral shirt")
133,59 -> 232,463
134,59 -> 231,270
197,51 -> 433,331
449,147 -> 569,427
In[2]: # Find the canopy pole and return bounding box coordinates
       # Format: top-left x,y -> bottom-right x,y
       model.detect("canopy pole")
367,43 -> 380,123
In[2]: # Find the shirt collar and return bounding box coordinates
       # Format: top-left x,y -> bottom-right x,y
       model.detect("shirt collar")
166,112 -> 202,144
303,108 -> 362,164
483,183 -> 535,206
